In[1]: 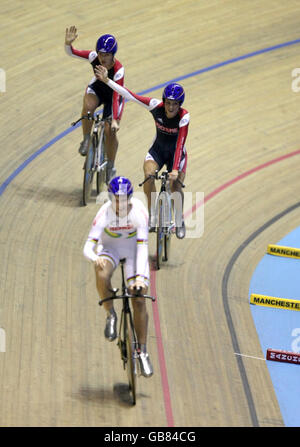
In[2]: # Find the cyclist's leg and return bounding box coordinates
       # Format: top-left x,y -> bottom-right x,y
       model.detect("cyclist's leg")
94,248 -> 119,340
143,145 -> 163,227
125,257 -> 153,377
124,252 -> 149,345
94,254 -> 116,313
169,149 -> 187,238
79,87 -> 99,155
103,104 -> 118,179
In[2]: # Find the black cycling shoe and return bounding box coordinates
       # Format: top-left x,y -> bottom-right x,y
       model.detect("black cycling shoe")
78,137 -> 90,156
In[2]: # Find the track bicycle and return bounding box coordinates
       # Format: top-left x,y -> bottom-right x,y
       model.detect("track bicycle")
99,258 -> 156,405
139,170 -> 185,270
71,111 -> 110,206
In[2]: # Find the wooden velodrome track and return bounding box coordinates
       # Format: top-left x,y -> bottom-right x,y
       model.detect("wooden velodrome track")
1,0 -> 300,427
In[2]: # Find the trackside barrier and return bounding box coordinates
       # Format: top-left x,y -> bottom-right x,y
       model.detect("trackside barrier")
267,244 -> 300,259
250,294 -> 300,311
266,349 -> 300,365
252,244 -> 300,369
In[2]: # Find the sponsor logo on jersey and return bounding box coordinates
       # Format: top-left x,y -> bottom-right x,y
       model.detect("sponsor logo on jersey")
155,121 -> 178,134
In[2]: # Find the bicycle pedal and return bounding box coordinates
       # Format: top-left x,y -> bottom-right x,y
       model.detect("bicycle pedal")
170,223 -> 176,233
134,352 -> 140,376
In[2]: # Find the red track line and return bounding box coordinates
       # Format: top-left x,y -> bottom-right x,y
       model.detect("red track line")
150,148 -> 300,427
150,268 -> 174,427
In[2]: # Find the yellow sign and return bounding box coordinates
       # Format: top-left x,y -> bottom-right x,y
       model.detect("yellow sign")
250,294 -> 300,311
267,244 -> 300,259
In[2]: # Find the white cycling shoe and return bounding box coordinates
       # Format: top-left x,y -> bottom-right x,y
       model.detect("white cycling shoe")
138,351 -> 154,378
175,221 -> 186,239
104,310 -> 117,341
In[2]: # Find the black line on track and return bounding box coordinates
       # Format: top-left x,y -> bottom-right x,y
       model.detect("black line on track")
222,200 -> 300,427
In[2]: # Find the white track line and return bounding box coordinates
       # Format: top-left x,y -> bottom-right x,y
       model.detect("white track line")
234,352 -> 265,361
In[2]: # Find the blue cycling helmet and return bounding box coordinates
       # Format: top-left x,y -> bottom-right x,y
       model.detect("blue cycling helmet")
162,83 -> 185,105
108,176 -> 133,198
96,34 -> 118,55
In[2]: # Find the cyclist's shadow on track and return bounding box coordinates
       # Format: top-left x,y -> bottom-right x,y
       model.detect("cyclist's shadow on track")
148,254 -> 185,271
12,184 -> 82,208
77,384 -> 149,408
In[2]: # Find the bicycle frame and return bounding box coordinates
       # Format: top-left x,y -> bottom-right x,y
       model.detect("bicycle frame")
139,170 -> 185,268
92,116 -> 107,174
98,258 -> 155,404
71,112 -> 108,204
155,172 -> 173,233
140,170 -> 184,231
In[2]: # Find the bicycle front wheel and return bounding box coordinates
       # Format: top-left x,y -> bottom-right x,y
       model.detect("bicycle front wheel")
82,136 -> 96,206
124,312 -> 137,405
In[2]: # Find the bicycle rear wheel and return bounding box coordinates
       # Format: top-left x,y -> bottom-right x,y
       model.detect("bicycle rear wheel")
156,199 -> 164,270
82,135 -> 96,206
124,312 -> 137,405
96,124 -> 107,194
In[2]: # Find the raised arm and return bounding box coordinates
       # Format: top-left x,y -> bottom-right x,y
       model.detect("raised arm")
94,65 -> 160,110
65,26 -> 91,60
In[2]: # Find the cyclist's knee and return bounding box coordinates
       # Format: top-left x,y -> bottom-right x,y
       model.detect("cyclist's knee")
83,94 -> 98,112
104,122 -> 117,140
95,261 -> 114,281
143,160 -> 157,178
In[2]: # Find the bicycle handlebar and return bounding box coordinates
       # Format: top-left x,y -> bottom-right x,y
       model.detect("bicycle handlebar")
139,170 -> 185,188
99,293 -> 156,306
71,112 -> 92,127
71,111 -> 106,127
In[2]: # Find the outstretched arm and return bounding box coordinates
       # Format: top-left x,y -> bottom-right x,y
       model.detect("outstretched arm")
172,111 -> 190,172
94,65 -> 160,110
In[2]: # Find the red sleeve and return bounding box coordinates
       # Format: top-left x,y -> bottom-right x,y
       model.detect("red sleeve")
70,45 -> 91,59
172,109 -> 189,171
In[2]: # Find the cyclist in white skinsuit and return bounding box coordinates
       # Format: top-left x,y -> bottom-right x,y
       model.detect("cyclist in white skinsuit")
83,176 -> 153,377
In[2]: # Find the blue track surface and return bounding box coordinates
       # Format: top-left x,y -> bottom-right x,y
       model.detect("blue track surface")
249,228 -> 300,427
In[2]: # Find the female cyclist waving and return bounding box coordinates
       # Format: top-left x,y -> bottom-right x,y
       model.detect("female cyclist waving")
94,65 -> 189,239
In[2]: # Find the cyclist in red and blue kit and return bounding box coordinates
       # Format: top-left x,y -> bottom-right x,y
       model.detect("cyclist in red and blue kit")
94,64 -> 189,239
65,26 -> 125,179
